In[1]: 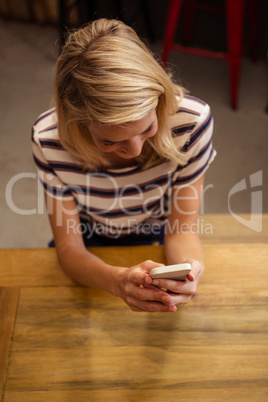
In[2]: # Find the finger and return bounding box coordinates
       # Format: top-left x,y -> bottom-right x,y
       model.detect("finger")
159,291 -> 191,306
139,261 -> 165,282
130,262 -> 165,286
185,260 -> 200,282
140,260 -> 165,270
142,282 -> 164,291
128,297 -> 177,313
133,284 -> 168,303
144,274 -> 153,285
151,277 -> 196,296
164,293 -> 192,306
130,305 -> 145,312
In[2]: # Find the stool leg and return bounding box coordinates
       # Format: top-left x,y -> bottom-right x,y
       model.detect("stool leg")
182,0 -> 198,46
162,0 -> 183,66
226,0 -> 245,110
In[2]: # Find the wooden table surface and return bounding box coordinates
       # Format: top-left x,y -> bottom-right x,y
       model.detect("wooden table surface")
1,216 -> 268,401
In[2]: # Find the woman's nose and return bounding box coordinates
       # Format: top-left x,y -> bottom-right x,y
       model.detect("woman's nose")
124,136 -> 144,156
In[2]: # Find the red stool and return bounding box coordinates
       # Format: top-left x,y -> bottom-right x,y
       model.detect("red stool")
162,0 -> 258,110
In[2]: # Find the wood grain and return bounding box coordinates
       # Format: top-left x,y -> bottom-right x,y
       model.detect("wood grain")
3,387 -> 268,402
0,248 -> 75,287
0,243 -> 267,287
1,236 -> 268,401
3,285 -> 268,401
0,288 -> 19,399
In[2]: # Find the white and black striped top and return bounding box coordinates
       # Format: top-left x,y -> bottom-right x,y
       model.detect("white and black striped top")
32,95 -> 216,238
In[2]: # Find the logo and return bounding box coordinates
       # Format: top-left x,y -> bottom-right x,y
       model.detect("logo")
228,170 -> 263,232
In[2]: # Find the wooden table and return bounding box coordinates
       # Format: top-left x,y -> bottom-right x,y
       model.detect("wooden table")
1,234 -> 268,400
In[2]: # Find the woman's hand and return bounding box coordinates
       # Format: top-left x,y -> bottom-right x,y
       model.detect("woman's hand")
117,260 -> 177,312
148,260 -> 204,307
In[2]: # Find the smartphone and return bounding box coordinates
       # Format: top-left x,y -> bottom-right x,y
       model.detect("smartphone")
150,263 -> 192,281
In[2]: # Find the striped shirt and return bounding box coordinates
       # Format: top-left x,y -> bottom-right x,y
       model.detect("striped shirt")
32,95 -> 216,238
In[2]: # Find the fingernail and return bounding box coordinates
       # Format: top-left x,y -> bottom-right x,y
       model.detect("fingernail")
152,280 -> 159,286
145,276 -> 151,284
189,273 -> 195,281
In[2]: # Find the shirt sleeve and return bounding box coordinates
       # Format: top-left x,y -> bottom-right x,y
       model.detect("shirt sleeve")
31,121 -> 74,201
172,101 -> 216,188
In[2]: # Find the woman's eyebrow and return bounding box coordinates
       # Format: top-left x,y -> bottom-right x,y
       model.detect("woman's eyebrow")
100,121 -> 155,143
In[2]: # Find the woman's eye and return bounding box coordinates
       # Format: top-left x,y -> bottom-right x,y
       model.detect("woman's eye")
103,141 -> 116,146
144,123 -> 154,134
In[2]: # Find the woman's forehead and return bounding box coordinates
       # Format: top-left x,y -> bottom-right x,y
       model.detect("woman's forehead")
89,110 -> 157,140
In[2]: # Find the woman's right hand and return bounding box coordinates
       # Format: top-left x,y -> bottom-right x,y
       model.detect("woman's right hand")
117,260 -> 177,312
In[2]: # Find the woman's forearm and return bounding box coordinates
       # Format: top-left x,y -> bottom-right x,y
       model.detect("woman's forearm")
56,244 -> 126,297
164,232 -> 205,266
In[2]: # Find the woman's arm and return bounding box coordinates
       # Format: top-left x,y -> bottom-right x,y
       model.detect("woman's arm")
45,193 -> 176,312
164,174 -> 205,271
149,175 -> 206,306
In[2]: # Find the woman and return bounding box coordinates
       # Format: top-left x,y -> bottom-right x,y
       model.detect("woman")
32,18 -> 216,312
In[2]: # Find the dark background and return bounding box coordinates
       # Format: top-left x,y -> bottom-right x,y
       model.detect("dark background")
1,0 -> 267,58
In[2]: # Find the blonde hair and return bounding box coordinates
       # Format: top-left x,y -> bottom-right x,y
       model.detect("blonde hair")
54,18 -> 187,170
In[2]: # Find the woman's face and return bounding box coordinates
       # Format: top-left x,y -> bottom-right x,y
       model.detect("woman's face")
89,110 -> 158,160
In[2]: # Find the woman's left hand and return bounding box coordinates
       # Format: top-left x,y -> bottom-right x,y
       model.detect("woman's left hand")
148,260 -> 204,307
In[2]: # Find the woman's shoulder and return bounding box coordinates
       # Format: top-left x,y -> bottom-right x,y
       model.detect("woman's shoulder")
32,108 -> 58,141
169,94 -> 212,133
176,94 -> 210,116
